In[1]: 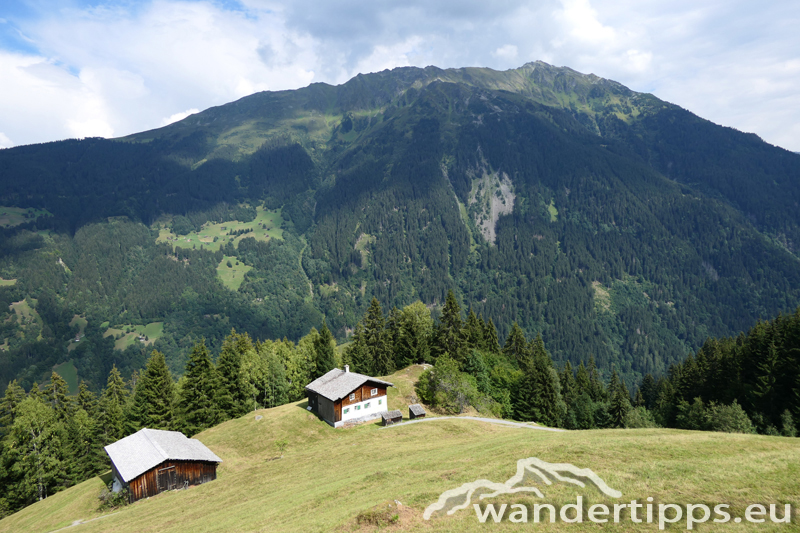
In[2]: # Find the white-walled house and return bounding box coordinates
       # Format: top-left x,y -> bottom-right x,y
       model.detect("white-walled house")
305,366 -> 393,427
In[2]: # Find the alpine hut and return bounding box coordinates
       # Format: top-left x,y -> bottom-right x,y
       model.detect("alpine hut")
305,365 -> 393,427
381,410 -> 403,426
104,428 -> 222,502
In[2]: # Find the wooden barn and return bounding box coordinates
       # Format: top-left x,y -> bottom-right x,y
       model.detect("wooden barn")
409,404 -> 426,419
306,365 -> 393,427
104,428 -> 222,503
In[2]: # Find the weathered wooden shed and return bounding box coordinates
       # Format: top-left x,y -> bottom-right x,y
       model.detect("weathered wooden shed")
408,404 -> 426,419
104,428 -> 222,503
381,410 -> 403,426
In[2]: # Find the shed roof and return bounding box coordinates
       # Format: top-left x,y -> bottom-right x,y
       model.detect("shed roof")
381,410 -> 403,420
104,428 -> 222,483
305,368 -> 393,402
409,404 -> 426,416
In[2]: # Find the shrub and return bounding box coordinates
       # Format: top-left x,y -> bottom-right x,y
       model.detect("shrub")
625,406 -> 660,428
706,400 -> 754,434
98,483 -> 129,510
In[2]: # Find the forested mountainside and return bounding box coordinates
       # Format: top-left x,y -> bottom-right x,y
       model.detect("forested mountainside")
1,61 -> 799,392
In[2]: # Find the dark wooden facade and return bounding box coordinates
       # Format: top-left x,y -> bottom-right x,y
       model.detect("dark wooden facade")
121,459 -> 218,502
381,410 -> 403,426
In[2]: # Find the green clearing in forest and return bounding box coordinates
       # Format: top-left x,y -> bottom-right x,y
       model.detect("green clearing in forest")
0,206 -> 51,228
156,206 -> 284,252
52,361 -> 79,395
216,256 -> 252,291
103,322 -> 164,351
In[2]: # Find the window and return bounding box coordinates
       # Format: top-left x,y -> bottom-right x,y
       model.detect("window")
365,402 -> 370,409
343,408 -> 349,414
355,404 -> 361,410
349,393 -> 355,401
378,399 -> 382,405
371,388 -> 378,396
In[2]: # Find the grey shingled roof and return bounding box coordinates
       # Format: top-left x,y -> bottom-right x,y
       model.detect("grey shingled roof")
104,428 -> 222,483
409,404 -> 426,416
305,368 -> 393,401
382,410 -> 403,420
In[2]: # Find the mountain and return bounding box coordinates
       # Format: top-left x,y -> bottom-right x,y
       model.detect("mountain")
1,61 -> 800,390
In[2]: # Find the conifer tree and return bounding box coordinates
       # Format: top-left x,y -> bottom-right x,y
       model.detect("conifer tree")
464,309 -> 483,351
363,298 -> 392,376
433,290 -> 466,364
515,334 -> 563,427
395,301 -> 433,368
575,361 -> 591,397
178,341 -> 222,435
0,380 -> 26,435
502,322 -> 528,367
313,322 -> 336,379
559,361 -> 577,407
217,330 -> 252,418
609,371 -> 631,428
587,356 -> 607,402
482,317 -> 501,354
97,366 -> 128,445
45,372 -> 73,422
345,321 -> 370,374
64,408 -> 101,484
129,351 -> 176,431
76,381 -> 97,418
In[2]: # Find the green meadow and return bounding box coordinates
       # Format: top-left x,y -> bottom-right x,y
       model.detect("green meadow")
0,206 -> 51,228
216,256 -> 252,291
156,206 -> 284,252
102,322 -> 164,351
52,361 -> 79,395
2,366 -> 797,533
0,279 -> 16,287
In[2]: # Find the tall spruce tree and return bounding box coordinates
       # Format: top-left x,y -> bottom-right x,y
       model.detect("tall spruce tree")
502,322 -> 528,367
609,371 -> 631,428
0,380 -> 26,436
217,330 -> 252,419
464,309 -> 483,351
363,298 -> 392,376
129,351 -> 176,431
178,341 -> 222,435
45,372 -> 73,422
313,322 -> 336,379
395,301 -> 433,368
433,290 -> 466,364
482,317 -> 501,354
97,366 -> 128,446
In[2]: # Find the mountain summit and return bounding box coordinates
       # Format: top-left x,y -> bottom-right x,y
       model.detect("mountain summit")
1,62 -> 799,387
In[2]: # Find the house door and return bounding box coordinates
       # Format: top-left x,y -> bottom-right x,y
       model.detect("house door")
158,466 -> 177,491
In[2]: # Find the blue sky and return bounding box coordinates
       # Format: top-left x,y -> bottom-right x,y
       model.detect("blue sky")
1,0 -> 798,151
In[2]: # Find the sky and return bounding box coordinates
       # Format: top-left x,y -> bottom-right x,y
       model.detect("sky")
0,0 -> 798,151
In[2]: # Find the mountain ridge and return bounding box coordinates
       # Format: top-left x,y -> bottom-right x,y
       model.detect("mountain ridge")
0,61 -> 799,391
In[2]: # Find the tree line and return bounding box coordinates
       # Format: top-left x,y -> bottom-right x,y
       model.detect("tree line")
2,291 -> 797,518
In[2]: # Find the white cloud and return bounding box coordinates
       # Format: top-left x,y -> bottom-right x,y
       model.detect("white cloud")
0,132 -> 12,148
0,0 -> 798,151
161,108 -> 199,126
493,45 -> 518,61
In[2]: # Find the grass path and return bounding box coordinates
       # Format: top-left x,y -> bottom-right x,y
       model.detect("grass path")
381,415 -> 564,432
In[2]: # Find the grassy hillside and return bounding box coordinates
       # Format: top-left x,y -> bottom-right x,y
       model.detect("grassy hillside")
2,368 -> 798,532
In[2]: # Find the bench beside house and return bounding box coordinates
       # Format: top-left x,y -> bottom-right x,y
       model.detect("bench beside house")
306,366 -> 393,427
104,428 -> 222,503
